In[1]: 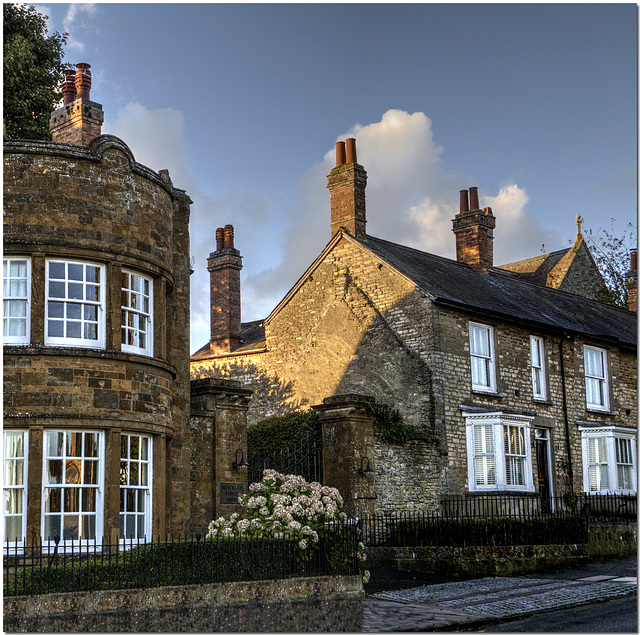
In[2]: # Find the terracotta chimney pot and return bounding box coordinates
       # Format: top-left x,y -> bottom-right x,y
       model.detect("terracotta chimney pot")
62,69 -> 77,105
459,190 -> 469,213
216,227 -> 225,251
336,141 -> 346,166
345,138 -> 357,164
469,186 -> 480,211
224,224 -> 235,249
75,63 -> 92,100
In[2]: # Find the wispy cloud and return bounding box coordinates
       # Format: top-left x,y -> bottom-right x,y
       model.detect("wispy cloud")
62,3 -> 97,52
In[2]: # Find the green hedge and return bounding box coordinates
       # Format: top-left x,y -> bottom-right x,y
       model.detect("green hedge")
248,410 -> 321,457
5,526 -> 359,596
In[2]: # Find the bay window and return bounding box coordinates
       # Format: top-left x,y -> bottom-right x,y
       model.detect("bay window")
580,427 -> 637,494
3,257 -> 30,344
464,412 -> 534,492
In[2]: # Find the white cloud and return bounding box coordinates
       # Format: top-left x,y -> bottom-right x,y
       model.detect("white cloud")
63,3 -> 97,52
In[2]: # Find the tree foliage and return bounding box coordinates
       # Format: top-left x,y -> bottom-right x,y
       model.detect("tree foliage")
3,3 -> 68,140
584,219 -> 637,308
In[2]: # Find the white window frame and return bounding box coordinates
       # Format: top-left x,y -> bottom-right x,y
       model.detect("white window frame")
464,412 -> 535,492
583,345 -> 610,412
3,430 -> 28,553
530,335 -> 547,401
119,432 -> 152,545
469,322 -> 497,393
3,257 -> 31,345
121,270 -> 153,356
580,426 -> 637,494
41,430 -> 104,549
45,259 -> 106,349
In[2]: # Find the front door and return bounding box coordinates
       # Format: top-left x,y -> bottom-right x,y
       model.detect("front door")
534,428 -> 553,512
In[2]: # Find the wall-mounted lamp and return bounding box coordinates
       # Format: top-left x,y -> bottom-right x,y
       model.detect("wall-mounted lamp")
358,456 -> 374,476
232,448 -> 249,471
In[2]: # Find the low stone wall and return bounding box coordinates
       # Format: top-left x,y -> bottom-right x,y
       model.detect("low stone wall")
368,544 -> 589,577
588,524 -> 637,558
4,575 -> 363,633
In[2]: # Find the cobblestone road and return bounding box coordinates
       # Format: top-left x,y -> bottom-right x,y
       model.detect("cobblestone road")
363,573 -> 637,631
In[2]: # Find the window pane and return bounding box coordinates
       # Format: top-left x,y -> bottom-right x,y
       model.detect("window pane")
48,320 -> 64,338
49,262 -> 65,280
5,490 -> 22,514
47,432 -> 64,457
82,489 -> 96,513
9,260 -> 27,278
86,266 -> 99,284
66,432 -> 82,457
68,264 -> 83,281
5,431 -> 24,458
44,516 -> 61,541
85,434 -> 98,458
5,516 -> 23,543
67,303 -> 82,319
130,436 -> 139,460
49,281 -> 65,298
45,489 -> 61,513
5,459 -> 24,486
63,516 -> 79,540
65,460 -> 82,484
67,321 -> 81,338
49,302 -> 64,318
83,460 -> 98,485
64,488 -> 80,513
47,460 -> 63,484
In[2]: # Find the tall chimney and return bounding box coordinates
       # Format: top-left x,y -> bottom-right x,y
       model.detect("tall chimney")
625,249 -> 637,312
50,63 -> 104,146
327,137 -> 367,239
451,187 -> 496,273
208,224 -> 243,354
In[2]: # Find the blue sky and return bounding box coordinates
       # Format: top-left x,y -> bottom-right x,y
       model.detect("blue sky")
37,3 -> 637,352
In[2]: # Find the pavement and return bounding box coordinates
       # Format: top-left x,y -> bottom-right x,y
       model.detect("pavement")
362,557 -> 637,632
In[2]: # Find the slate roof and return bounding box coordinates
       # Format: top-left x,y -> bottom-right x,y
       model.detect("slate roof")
359,235 -> 637,350
498,248 -> 569,285
191,320 -> 266,360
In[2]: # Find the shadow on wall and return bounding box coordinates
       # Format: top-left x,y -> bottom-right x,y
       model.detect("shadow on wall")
191,360 -> 308,424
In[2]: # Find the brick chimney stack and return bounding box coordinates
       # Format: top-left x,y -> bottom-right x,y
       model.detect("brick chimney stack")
208,225 -> 243,354
49,63 -> 104,146
452,187 -> 496,273
327,138 -> 368,239
625,249 -> 637,312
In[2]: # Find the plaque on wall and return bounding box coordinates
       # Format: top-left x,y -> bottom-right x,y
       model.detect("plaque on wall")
219,482 -> 244,505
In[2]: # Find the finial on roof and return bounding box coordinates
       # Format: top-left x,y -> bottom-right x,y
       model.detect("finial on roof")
576,213 -> 583,238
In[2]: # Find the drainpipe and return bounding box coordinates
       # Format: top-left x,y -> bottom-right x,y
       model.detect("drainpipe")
559,333 -> 574,493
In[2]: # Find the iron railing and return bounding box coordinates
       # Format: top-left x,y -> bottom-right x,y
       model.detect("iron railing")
359,493 -> 636,549
248,433 -> 323,485
440,493 -> 637,523
3,523 -> 359,597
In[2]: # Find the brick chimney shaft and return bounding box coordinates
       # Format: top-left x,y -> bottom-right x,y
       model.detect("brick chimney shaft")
327,138 -> 367,239
50,63 -> 104,146
452,187 -> 496,273
208,225 -> 243,354
626,249 -> 637,312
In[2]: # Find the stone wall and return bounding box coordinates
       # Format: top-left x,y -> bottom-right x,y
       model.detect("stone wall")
3,575 -> 364,633
588,524 -> 637,558
368,544 -> 589,577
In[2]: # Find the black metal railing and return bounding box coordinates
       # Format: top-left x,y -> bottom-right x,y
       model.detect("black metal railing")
248,433 -> 323,485
359,493 -> 636,549
3,523 -> 359,597
440,493 -> 637,523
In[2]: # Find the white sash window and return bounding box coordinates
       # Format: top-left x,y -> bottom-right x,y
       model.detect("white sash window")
464,412 -> 534,492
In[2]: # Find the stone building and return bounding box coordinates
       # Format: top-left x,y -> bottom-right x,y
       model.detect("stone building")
3,63 -> 194,548
191,138 -> 637,512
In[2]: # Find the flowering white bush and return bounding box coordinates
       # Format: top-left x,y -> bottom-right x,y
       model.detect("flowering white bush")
206,470 -> 369,583
207,469 -> 347,545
